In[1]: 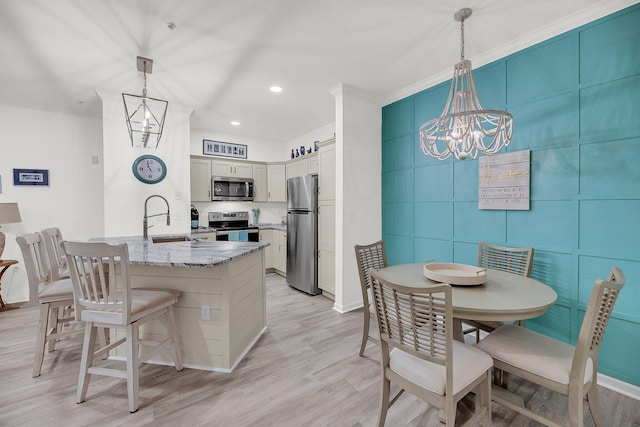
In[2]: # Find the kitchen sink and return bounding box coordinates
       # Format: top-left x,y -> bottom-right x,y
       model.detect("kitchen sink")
151,235 -> 192,244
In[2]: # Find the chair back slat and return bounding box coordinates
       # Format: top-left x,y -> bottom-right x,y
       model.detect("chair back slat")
16,233 -> 52,305
62,241 -> 131,325
355,241 -> 387,291
370,269 -> 452,366
41,227 -> 67,280
478,241 -> 534,277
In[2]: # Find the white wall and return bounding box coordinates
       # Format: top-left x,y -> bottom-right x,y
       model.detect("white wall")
100,92 -> 192,237
331,84 -> 382,312
190,127 -> 286,163
0,105 -> 104,303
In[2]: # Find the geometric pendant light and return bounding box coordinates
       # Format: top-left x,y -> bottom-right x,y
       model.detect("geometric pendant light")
122,56 -> 168,148
419,8 -> 513,160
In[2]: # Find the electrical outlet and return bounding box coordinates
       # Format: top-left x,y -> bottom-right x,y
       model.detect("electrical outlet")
201,305 -> 210,321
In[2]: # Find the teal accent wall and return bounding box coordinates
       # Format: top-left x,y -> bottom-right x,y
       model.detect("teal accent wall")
381,5 -> 640,386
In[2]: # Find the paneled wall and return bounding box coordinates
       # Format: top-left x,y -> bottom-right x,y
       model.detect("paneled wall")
381,5 -> 640,386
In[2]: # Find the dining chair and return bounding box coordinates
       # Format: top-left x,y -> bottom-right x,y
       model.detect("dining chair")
464,241 -> 534,342
369,269 -> 492,427
41,227 -> 69,281
16,232 -> 84,377
61,240 -> 183,413
477,267 -> 625,427
354,240 -> 387,357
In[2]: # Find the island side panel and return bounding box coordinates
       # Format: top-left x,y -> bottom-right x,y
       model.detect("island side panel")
113,249 -> 266,371
228,250 -> 267,365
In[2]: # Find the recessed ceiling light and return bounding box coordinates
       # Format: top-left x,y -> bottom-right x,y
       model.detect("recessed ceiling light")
270,86 -> 282,93
230,121 -> 240,126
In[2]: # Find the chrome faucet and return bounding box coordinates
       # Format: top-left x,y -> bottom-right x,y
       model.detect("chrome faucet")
143,195 -> 170,240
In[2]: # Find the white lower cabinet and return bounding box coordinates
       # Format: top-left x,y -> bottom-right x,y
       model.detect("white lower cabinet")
259,229 -> 273,269
318,201 -> 335,298
273,230 -> 287,275
193,232 -> 216,241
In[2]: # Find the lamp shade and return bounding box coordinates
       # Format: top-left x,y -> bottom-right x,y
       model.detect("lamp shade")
0,203 -> 21,224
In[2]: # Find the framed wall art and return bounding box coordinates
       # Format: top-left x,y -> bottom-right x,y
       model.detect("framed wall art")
13,168 -> 49,186
478,150 -> 530,210
203,139 -> 247,159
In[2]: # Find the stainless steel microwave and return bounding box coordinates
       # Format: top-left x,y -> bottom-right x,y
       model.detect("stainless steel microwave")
211,176 -> 254,201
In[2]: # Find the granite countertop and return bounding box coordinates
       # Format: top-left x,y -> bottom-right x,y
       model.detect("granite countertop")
191,226 -> 215,234
256,223 -> 287,231
190,224 -> 287,233
90,234 -> 268,268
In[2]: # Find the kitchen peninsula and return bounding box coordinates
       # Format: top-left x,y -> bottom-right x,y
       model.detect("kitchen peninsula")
91,235 -> 268,372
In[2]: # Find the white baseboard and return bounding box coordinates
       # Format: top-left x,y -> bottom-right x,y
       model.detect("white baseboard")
599,373 -> 640,401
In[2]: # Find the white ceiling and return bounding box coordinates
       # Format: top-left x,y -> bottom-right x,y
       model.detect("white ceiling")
0,0 -> 634,143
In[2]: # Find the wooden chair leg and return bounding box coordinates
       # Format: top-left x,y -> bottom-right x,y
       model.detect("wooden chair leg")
33,304 -> 51,377
587,384 -> 605,427
377,377 -> 390,427
126,324 -> 140,413
481,372 -> 492,426
77,322 -> 97,404
359,308 -> 370,357
166,306 -> 183,370
47,306 -> 60,352
568,386 -> 584,427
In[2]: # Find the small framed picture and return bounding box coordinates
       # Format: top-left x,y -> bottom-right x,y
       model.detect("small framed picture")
203,139 -> 248,159
13,168 -> 49,186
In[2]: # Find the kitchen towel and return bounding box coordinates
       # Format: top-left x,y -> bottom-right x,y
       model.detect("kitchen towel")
228,231 -> 240,241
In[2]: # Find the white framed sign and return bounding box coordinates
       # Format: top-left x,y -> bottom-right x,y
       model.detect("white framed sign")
479,150 -> 530,210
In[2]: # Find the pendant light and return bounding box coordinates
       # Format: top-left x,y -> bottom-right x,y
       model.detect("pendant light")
419,8 -> 513,161
122,56 -> 168,148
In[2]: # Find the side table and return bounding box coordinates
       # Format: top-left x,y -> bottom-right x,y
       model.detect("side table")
0,259 -> 19,311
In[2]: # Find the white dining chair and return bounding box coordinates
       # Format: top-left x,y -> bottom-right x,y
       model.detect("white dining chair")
369,269 -> 492,426
477,267 -> 625,427
16,232 -> 83,377
354,240 -> 387,356
61,240 -> 183,413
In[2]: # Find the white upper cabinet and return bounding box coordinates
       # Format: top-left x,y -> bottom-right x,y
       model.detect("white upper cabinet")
190,158 -> 212,202
267,164 -> 286,202
211,160 -> 253,178
253,163 -> 268,202
318,140 -> 336,201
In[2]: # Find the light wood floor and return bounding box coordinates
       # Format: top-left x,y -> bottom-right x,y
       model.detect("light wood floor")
1,273 -> 638,426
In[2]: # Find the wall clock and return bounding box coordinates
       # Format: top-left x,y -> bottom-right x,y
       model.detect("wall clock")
132,154 -> 167,184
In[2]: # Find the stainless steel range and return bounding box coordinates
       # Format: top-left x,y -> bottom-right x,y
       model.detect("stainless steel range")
208,211 -> 259,242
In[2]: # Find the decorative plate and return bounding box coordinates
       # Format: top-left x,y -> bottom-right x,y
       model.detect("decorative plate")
423,262 -> 486,286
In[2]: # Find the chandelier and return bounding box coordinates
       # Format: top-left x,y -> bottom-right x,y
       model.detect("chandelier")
122,56 -> 168,148
419,8 -> 513,161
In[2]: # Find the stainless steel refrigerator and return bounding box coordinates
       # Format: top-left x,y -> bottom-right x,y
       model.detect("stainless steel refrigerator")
286,175 -> 321,295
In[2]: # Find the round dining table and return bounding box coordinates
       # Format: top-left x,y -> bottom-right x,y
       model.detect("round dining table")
374,263 -> 558,341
